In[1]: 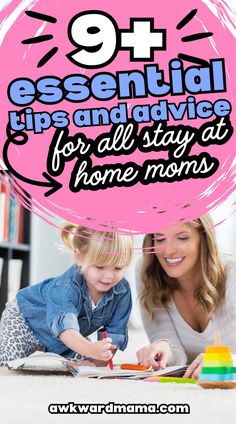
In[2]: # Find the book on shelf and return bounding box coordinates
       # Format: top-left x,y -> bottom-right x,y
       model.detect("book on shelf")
0,183 -> 5,241
0,257 -> 4,288
0,175 -> 25,244
7,259 -> 23,302
7,351 -> 187,379
0,181 -> 10,242
9,195 -> 24,244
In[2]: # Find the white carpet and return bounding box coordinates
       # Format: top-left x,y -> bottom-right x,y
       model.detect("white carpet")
1,328 -> 236,424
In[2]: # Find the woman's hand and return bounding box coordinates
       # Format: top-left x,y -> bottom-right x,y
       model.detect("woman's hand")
136,340 -> 172,370
183,353 -> 203,379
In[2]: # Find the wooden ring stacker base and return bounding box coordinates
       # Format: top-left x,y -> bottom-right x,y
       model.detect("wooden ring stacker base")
197,381 -> 236,389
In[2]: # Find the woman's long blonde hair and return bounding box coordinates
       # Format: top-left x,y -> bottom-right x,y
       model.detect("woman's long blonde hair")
61,223 -> 133,272
140,214 -> 226,319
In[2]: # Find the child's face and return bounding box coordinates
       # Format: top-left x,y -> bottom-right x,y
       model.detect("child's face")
83,265 -> 126,297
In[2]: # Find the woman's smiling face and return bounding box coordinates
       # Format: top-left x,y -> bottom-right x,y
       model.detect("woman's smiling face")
154,223 -> 201,283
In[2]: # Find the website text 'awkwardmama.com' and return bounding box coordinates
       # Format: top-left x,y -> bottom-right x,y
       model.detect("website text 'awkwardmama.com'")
48,402 -> 190,415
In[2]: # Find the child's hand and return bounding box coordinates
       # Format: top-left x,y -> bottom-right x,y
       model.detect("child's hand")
88,338 -> 114,361
136,340 -> 171,370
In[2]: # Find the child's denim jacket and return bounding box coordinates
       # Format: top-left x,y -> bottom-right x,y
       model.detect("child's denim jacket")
16,265 -> 132,355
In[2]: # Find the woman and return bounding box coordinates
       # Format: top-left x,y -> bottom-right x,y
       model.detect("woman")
136,214 -> 236,378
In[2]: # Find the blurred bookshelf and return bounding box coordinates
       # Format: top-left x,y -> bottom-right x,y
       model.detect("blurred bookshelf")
0,175 -> 31,316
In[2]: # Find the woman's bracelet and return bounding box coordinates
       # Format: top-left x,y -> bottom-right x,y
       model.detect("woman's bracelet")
154,339 -> 172,349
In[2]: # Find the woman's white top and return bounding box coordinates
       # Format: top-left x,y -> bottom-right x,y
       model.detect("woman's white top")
136,259 -> 236,365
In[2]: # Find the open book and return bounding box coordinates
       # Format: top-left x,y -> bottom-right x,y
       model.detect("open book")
7,351 -> 187,379
7,352 -> 81,376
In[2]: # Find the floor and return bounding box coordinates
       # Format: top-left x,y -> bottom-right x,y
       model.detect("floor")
1,328 -> 236,424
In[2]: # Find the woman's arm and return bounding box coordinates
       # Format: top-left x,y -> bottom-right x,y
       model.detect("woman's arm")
135,259 -> 187,367
183,260 -> 236,378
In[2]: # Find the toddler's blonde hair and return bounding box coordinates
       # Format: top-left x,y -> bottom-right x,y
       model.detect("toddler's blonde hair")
61,223 -> 133,272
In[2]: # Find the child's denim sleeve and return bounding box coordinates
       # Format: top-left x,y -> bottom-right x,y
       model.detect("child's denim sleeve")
46,282 -> 81,338
97,289 -> 132,351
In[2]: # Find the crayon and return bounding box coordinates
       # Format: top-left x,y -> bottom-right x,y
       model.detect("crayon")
144,376 -> 196,384
120,363 -> 149,371
102,331 -> 114,370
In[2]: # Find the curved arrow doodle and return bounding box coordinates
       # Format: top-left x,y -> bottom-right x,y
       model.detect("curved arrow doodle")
3,122 -> 62,197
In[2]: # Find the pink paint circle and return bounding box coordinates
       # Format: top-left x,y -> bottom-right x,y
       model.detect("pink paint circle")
0,0 -> 235,233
